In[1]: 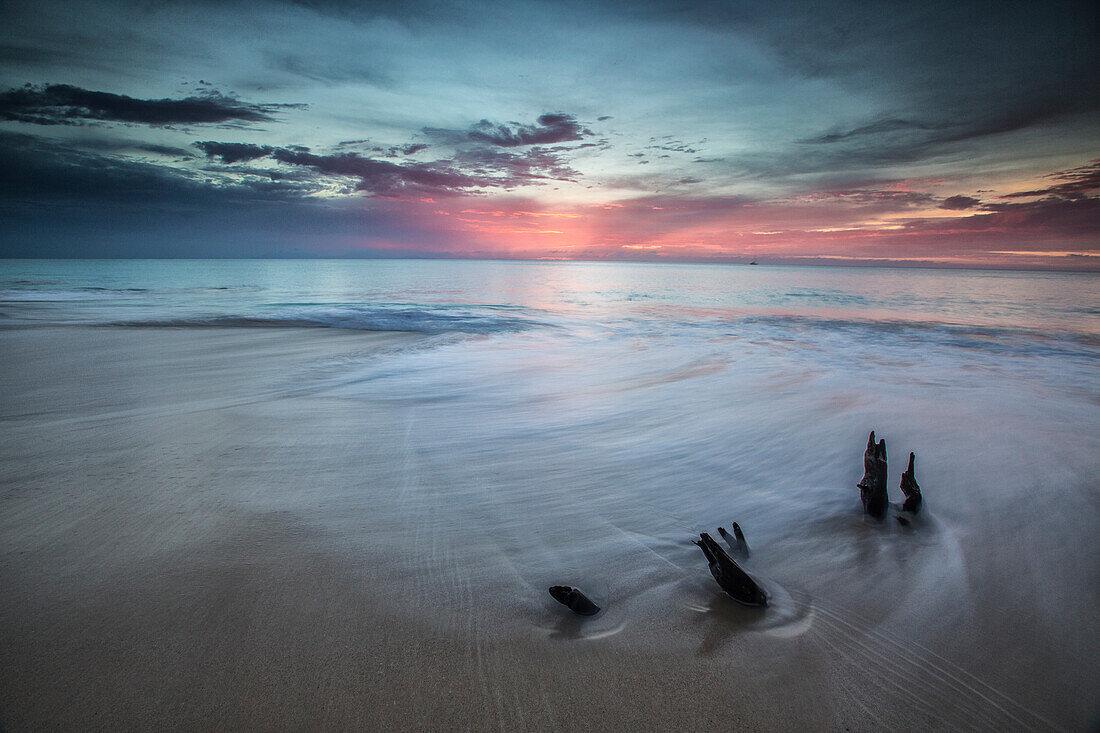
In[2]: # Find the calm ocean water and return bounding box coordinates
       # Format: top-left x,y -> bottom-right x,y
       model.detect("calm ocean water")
0,258 -> 1097,362
2,259 -> 1098,724
2,259 -> 1098,395
2,259 -> 1098,334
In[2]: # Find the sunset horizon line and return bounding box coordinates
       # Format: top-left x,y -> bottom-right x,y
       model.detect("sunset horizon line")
4,253 -> 1096,274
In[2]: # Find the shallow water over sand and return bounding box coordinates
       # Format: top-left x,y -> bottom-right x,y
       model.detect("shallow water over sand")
1,260 -> 1098,729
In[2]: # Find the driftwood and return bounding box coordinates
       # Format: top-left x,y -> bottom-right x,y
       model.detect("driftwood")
857,430 -> 889,518
548,585 -> 600,616
899,451 -> 922,514
717,522 -> 750,558
693,531 -> 768,607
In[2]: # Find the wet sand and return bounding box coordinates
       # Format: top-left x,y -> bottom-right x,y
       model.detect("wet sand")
1,327 -> 1096,731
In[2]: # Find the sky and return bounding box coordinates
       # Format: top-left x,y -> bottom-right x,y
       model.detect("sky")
0,0 -> 1098,269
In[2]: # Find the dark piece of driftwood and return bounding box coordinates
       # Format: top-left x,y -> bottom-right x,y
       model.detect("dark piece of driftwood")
693,532 -> 768,607
717,522 -> 750,558
899,451 -> 922,514
548,586 -> 600,616
857,430 -> 889,518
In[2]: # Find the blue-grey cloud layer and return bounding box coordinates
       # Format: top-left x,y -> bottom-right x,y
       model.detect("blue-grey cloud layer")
0,0 -> 1097,259
0,84 -> 300,126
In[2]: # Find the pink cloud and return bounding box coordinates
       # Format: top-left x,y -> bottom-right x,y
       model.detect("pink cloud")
330,161 -> 1099,270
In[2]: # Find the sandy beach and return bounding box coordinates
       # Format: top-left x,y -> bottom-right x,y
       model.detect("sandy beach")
3,0 -> 1098,723
1,322 -> 1097,731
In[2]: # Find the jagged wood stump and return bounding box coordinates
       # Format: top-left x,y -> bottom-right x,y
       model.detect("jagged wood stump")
857,430 -> 889,518
899,451 -> 922,514
548,585 -> 601,616
693,531 -> 767,607
718,522 -> 750,558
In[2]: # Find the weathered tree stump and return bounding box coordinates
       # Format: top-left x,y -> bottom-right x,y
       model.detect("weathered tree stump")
718,522 -> 750,558
548,585 -> 600,616
857,430 -> 889,518
693,531 -> 768,606
899,451 -> 922,514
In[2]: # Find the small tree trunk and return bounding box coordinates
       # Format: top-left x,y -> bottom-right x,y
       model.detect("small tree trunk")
857,430 -> 889,518
899,451 -> 922,514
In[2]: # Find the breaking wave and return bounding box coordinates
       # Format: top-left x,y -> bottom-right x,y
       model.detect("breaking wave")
642,312 -> 1100,363
0,288 -> 147,302
114,303 -> 549,335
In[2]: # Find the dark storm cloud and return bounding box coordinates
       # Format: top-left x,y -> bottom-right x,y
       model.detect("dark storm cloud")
466,113 -> 591,147
190,134 -> 581,195
777,104 -> 1098,184
800,118 -> 942,145
269,149 -> 483,195
904,196 -> 1100,240
195,141 -> 277,163
940,195 -> 981,210
163,110 -> 601,196
0,84 -> 300,127
377,143 -> 430,157
0,132 -> 323,217
999,160 -> 1100,200
451,145 -> 579,185
205,165 -> 320,183
728,109 -> 1093,184
801,187 -> 937,207
136,144 -> 196,158
266,145 -> 580,194
64,136 -> 197,159
417,113 -> 594,186
805,103 -> 1090,151
851,168 -> 1100,252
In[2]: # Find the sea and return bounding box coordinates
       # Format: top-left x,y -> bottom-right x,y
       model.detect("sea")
2,259 -> 1098,727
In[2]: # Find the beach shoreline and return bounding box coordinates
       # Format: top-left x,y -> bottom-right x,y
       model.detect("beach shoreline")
1,324 -> 1097,731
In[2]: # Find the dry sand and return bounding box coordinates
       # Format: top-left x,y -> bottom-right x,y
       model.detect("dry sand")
0,327 -> 1094,731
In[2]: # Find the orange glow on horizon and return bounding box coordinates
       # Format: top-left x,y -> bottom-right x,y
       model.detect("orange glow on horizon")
361,169 -> 1098,269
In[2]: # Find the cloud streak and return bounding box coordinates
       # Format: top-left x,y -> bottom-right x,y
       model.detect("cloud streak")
193,135 -> 583,196
939,195 -> 981,210
0,84 -> 300,126
194,142 -> 276,163
269,148 -> 480,195
1000,159 -> 1100,200
467,113 -> 591,147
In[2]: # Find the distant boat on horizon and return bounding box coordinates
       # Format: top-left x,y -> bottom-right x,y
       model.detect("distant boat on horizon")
749,260 -> 758,265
